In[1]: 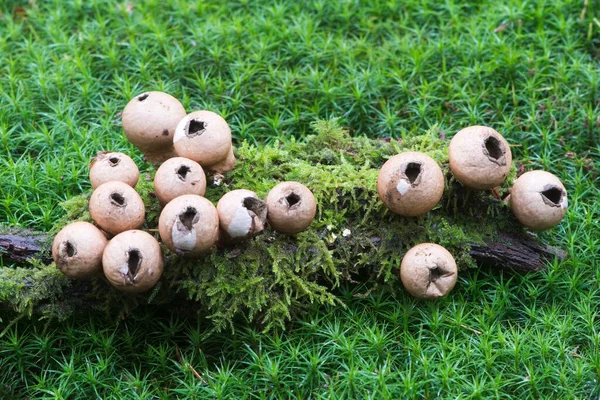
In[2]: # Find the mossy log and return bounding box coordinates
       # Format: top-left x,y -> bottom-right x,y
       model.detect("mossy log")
0,120 -> 565,331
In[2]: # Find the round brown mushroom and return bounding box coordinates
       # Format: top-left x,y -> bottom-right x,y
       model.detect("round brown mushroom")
52,222 -> 108,279
377,152 -> 445,217
121,91 -> 186,162
89,181 -> 145,236
172,110 -> 235,173
216,189 -> 268,241
510,170 -> 568,230
265,182 -> 317,234
448,125 -> 512,189
154,157 -> 207,206
102,230 -> 164,293
400,243 -> 458,299
158,194 -> 219,256
90,151 -> 139,189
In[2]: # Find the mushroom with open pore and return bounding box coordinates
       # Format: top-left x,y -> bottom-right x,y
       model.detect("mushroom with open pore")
90,151 -> 139,189
448,125 -> 512,189
89,181 -> 145,236
52,222 -> 108,279
172,110 -> 235,173
154,157 -> 207,205
122,91 -> 186,163
377,152 -> 445,216
510,170 -> 568,230
400,243 -> 458,299
158,195 -> 219,256
102,230 -> 164,293
265,182 -> 317,234
217,189 -> 268,241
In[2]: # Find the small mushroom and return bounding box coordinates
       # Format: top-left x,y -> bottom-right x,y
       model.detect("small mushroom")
377,152 -> 445,216
510,170 -> 568,230
102,230 -> 164,293
154,157 -> 207,206
89,181 -> 145,235
172,110 -> 235,173
158,195 -> 219,256
90,151 -> 139,189
448,125 -> 512,189
265,182 -> 317,234
217,189 -> 268,241
52,222 -> 108,279
400,243 -> 457,299
121,91 -> 186,163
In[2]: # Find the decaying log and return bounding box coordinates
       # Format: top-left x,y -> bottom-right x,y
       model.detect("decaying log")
1,231 -> 565,273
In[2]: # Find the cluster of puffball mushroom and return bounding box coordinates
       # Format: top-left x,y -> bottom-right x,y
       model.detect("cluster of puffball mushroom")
378,125 -> 568,300
52,92 -> 317,293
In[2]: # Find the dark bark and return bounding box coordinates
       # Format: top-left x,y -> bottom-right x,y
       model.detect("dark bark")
0,233 -> 50,263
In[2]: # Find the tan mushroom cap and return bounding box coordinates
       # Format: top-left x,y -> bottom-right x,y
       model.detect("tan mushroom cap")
122,91 -> 186,162
400,243 -> 457,299
52,222 -> 108,279
158,194 -> 219,256
102,230 -> 164,293
449,125 -> 512,189
266,182 -> 317,234
154,157 -> 206,206
510,170 -> 568,230
172,110 -> 235,173
89,181 -> 145,236
377,152 -> 444,217
217,189 -> 268,240
90,151 -> 139,189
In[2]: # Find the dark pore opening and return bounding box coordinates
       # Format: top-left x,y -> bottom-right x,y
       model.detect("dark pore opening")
484,136 -> 504,160
110,192 -> 126,207
430,266 -> 443,283
127,249 -> 141,278
177,165 -> 191,181
64,241 -> 76,257
138,93 -> 149,101
179,207 -> 198,231
541,187 -> 562,205
243,197 -> 268,217
108,157 -> 120,166
405,162 -> 422,184
188,119 -> 206,136
285,193 -> 301,208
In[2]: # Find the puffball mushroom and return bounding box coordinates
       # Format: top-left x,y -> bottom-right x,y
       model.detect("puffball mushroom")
400,243 -> 458,300
265,182 -> 317,234
122,91 -> 186,163
52,222 -> 108,279
102,230 -> 164,293
217,189 -> 268,240
89,151 -> 139,189
510,170 -> 568,230
377,152 -> 444,217
173,110 -> 235,173
154,157 -> 206,206
89,181 -> 145,235
158,194 -> 219,256
448,125 -> 512,189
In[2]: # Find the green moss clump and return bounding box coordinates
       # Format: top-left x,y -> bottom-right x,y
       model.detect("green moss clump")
0,119 -> 522,331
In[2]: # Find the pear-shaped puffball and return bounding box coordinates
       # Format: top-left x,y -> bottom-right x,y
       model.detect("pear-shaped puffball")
89,181 -> 145,235
90,151 -> 139,189
400,243 -> 458,299
154,157 -> 206,206
217,189 -> 267,241
265,182 -> 317,234
52,222 -> 108,279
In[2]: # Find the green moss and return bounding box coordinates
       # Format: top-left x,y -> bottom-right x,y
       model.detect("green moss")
0,119 -> 523,331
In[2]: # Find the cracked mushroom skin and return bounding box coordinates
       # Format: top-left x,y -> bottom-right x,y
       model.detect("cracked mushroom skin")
52,222 -> 108,279
90,151 -> 139,189
400,243 -> 458,299
448,125 -> 512,189
510,170 -> 568,230
158,195 -> 219,256
154,157 -> 206,206
122,91 -> 186,162
172,110 -> 235,173
266,182 -> 317,234
102,230 -> 164,293
377,152 -> 444,217
89,181 -> 145,236
217,189 -> 268,241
